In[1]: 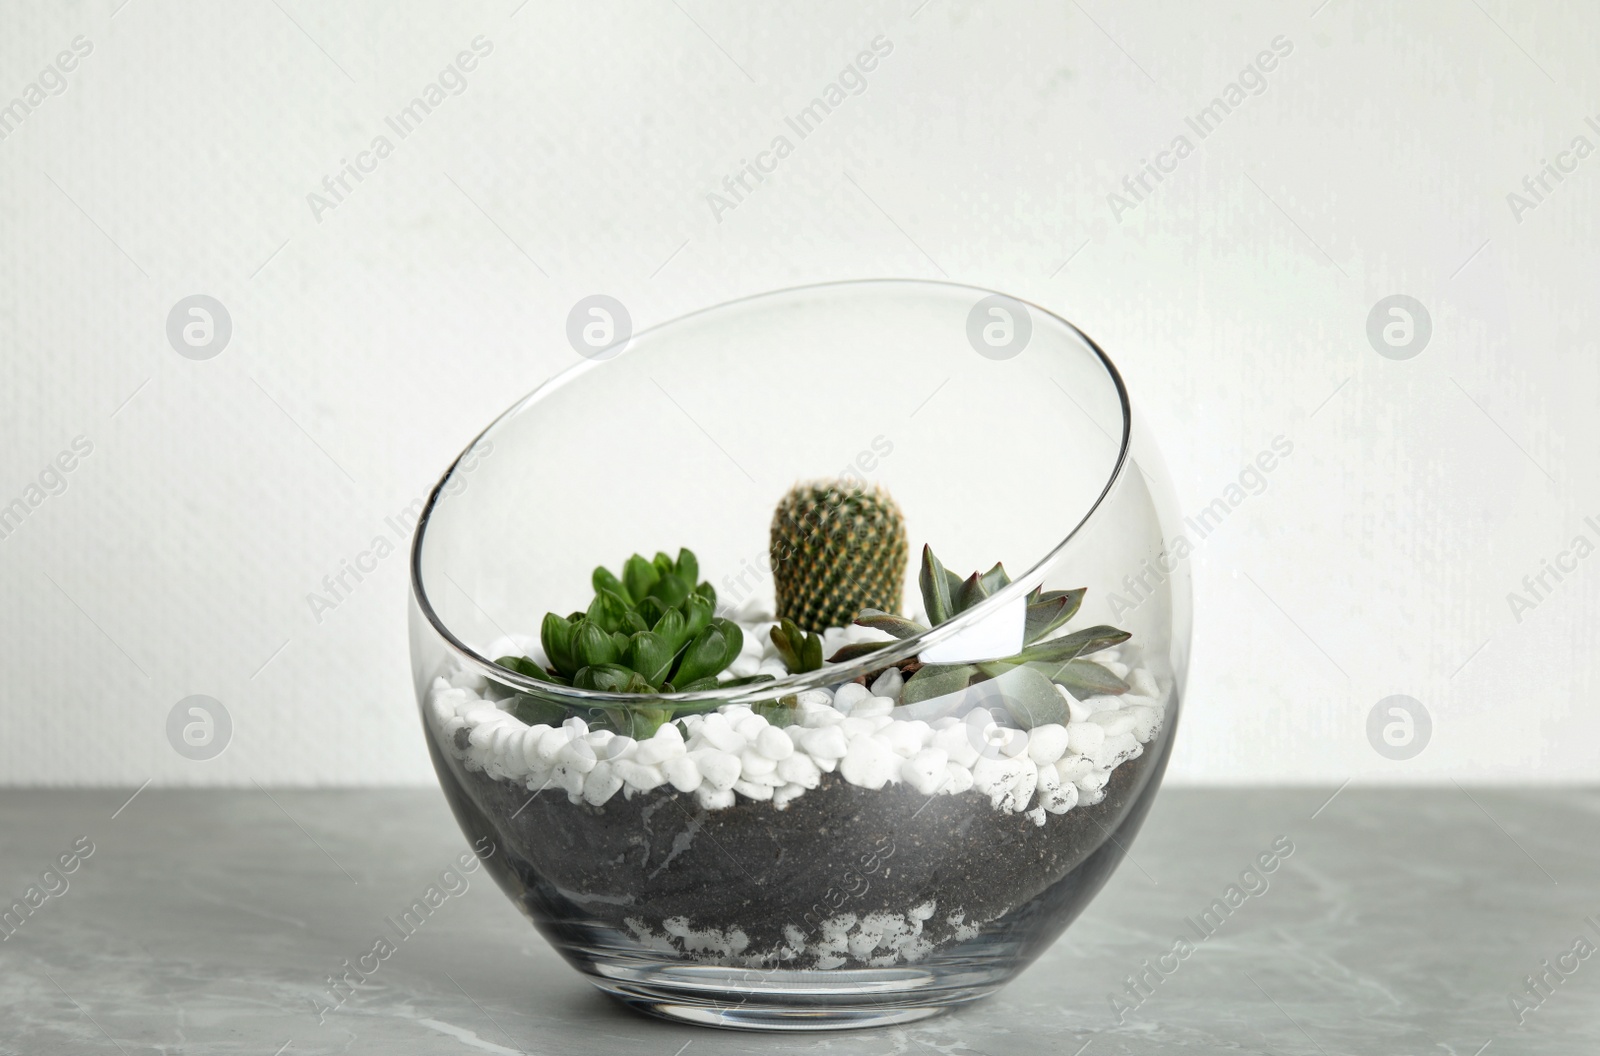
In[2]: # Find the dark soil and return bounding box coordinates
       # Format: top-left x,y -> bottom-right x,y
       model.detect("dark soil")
432,731 -> 1169,969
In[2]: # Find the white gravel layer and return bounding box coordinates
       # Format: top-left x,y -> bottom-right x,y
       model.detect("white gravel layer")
429,640 -> 1166,819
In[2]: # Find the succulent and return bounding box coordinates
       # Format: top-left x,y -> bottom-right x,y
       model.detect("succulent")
771,480 -> 908,634
493,548 -> 750,737
829,545 -> 1132,729
769,617 -> 825,674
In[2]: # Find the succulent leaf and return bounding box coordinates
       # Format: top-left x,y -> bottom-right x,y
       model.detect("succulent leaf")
541,613 -> 579,676
573,663 -> 653,693
1030,658 -> 1131,697
1022,588 -> 1085,644
1015,625 -> 1131,665
628,631 -> 676,687
901,662 -> 979,706
509,693 -> 568,726
587,589 -> 631,635
855,609 -> 928,640
675,548 -> 698,587
592,566 -> 627,604
825,640 -> 895,664
574,622 -> 622,668
980,561 -> 1011,594
990,664 -> 1071,728
955,571 -> 989,613
623,554 -> 659,603
770,618 -> 826,674
681,593 -> 714,642
672,619 -> 742,686
919,545 -> 955,625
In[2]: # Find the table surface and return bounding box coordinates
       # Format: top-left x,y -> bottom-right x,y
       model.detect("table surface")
1,787 -> 1594,1054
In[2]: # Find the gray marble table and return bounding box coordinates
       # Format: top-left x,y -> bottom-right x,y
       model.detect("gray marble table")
2,787 -> 1594,1054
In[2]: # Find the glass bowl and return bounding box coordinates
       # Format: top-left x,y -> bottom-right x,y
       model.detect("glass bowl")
409,279 -> 1190,1030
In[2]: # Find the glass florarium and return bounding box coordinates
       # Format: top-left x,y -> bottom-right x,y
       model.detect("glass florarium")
409,280 -> 1190,1030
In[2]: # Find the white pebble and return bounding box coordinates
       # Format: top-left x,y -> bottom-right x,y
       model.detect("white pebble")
1040,770 -> 1079,814
794,689 -> 834,709
538,726 -> 573,762
583,761 -> 623,805
833,682 -> 871,711
1056,755 -> 1093,783
901,748 -> 949,795
691,749 -> 741,791
870,668 -> 904,700
696,786 -> 735,809
1000,729 -> 1031,758
698,715 -> 744,753
839,717 -> 878,739
521,726 -> 553,768
633,733 -> 685,766
879,722 -> 926,758
799,707 -> 845,728
1025,724 -> 1070,765
1129,705 -> 1162,742
839,737 -> 896,790
972,756 -> 1025,797
733,779 -> 774,800
852,696 -> 895,719
554,764 -> 586,797
773,783 -> 807,809
1076,769 -> 1109,794
756,726 -> 794,760
1092,711 -> 1137,737
801,725 -> 849,760
775,753 -> 822,789
943,762 -> 974,794
1061,684 -> 1093,724
557,738 -> 598,773
1094,732 -> 1141,769
735,715 -> 769,742
662,755 -> 702,793
932,725 -> 980,768
1131,668 -> 1160,698
739,748 -> 777,777
613,760 -> 666,791
1066,722 -> 1105,755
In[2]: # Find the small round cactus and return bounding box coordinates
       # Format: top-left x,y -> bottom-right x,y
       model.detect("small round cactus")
770,480 -> 908,633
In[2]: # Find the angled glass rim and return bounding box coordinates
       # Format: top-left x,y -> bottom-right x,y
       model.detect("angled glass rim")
409,278 -> 1132,707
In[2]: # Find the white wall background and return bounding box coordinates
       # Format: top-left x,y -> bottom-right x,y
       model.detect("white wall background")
1,0 -> 1594,787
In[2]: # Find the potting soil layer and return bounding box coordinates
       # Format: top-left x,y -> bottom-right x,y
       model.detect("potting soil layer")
442,724 -> 1166,969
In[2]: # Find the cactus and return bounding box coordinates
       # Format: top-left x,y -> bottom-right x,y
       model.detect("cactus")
770,480 -> 908,633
